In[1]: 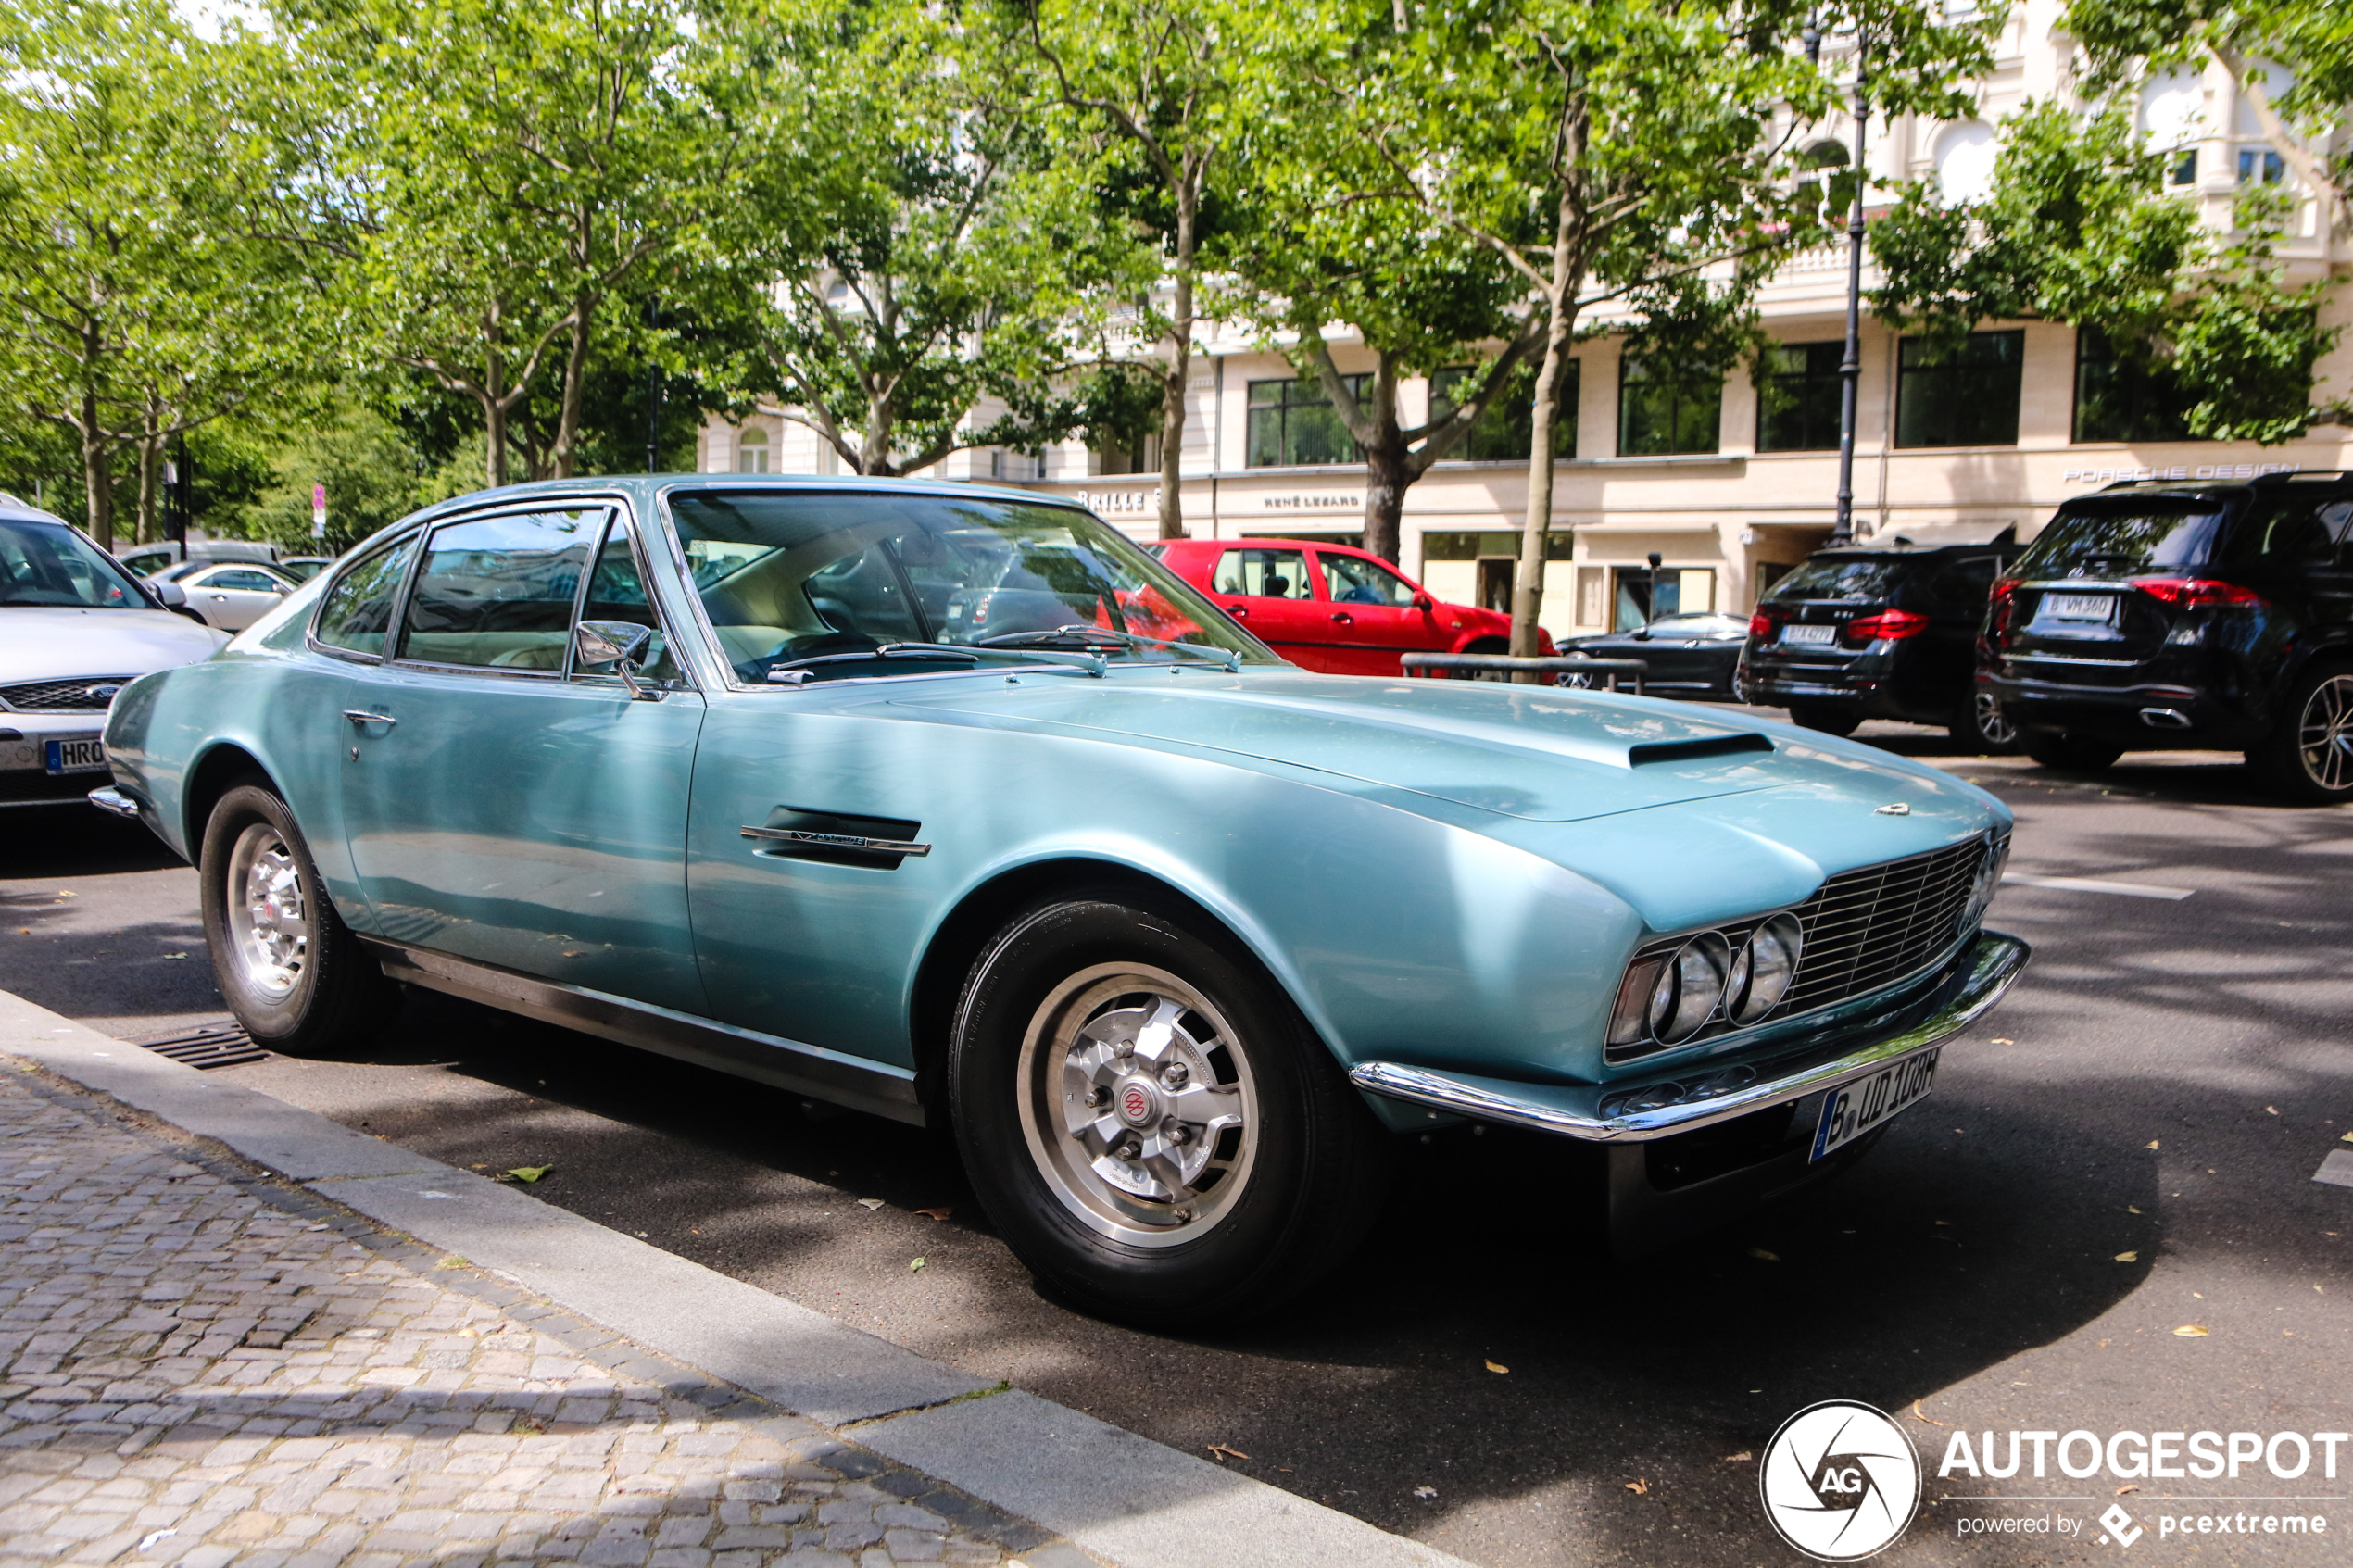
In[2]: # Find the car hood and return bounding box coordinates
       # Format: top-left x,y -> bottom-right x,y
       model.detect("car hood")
897,670 -> 1942,823
0,607 -> 227,683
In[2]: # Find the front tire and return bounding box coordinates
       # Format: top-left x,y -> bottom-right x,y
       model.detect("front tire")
200,784 -> 396,1052
949,888 -> 1391,1324
2249,662 -> 2353,804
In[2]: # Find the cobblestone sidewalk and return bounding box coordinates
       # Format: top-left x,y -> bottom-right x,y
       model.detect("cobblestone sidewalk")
0,1063 -> 1086,1568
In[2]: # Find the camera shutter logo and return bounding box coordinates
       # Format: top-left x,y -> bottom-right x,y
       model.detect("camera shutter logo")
1759,1400 -> 1923,1561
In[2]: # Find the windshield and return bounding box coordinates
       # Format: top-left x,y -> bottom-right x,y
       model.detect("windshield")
0,521 -> 153,609
1767,557 -> 1906,602
665,490 -> 1276,683
2016,499 -> 2228,579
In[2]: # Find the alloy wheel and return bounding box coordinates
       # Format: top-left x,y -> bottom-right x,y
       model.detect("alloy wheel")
225,821 -> 309,1000
1975,691 -> 2018,747
1016,963 -> 1258,1248
2296,673 -> 2353,792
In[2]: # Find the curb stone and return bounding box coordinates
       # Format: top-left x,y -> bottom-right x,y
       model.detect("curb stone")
0,987 -> 1475,1568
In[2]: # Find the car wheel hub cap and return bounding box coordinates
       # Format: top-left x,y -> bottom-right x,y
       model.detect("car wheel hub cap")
226,822 -> 309,1000
2297,675 -> 2353,791
1017,963 -> 1258,1248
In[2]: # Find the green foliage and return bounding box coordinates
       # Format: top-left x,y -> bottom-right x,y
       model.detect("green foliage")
1869,99 -> 2338,444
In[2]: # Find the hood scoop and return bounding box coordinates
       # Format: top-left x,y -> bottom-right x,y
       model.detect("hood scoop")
1627,732 -> 1772,767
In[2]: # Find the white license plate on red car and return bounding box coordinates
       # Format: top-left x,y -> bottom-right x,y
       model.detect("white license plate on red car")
1780,623 -> 1837,645
45,738 -> 107,775
1810,1047 -> 1939,1160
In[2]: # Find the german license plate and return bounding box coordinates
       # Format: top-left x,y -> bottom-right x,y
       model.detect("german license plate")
2045,593 -> 2116,622
1810,1047 -> 1939,1160
44,737 -> 107,775
1781,623 -> 1837,645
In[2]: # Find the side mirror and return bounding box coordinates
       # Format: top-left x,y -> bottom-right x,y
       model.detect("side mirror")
152,580 -> 187,608
1631,627 -> 1652,641
1411,592 -> 1435,613
575,619 -> 658,699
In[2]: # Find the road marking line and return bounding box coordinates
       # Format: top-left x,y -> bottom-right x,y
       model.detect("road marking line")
2315,1150 -> 2353,1190
2002,873 -> 2195,901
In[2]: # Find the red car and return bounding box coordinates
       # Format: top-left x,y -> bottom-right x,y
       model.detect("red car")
1151,537 -> 1543,674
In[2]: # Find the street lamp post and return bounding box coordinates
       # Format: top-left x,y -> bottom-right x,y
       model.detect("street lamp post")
1806,15 -> 1869,546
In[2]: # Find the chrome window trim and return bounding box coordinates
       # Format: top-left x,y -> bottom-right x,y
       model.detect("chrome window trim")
304,525 -> 426,667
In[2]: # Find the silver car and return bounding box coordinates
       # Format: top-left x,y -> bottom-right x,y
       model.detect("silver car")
147,559 -> 301,632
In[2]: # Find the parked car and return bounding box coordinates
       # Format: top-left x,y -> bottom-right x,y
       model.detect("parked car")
1150,535 -> 1550,673
146,558 -> 301,632
1741,525 -> 2025,748
277,556 -> 336,583
116,539 -> 282,578
0,497 -> 227,810
1980,470 -> 2353,800
97,477 -> 2025,1323
1561,612 -> 1752,699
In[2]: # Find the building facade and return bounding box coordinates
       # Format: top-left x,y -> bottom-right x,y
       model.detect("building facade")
702,0 -> 2351,638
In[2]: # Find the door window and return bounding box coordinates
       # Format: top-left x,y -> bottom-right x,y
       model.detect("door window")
313,533 -> 422,659
576,526 -> 684,686
206,569 -> 283,593
1211,548 -> 1312,599
397,509 -> 602,671
1317,552 -> 1416,607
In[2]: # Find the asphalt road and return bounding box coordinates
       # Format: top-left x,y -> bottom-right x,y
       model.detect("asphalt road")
5,719 -> 2348,1567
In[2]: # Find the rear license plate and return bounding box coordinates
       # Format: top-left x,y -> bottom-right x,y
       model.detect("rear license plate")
1780,623 -> 1837,645
1810,1047 -> 1939,1160
45,738 -> 107,775
2045,593 -> 2117,622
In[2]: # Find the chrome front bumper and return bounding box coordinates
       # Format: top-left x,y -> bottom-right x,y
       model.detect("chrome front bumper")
1351,929 -> 2029,1142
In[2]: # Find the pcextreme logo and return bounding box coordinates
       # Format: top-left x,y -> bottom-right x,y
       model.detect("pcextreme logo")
1760,1400 -> 1924,1562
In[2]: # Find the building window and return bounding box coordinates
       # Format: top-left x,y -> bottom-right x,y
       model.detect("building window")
736,426 -> 770,473
1933,120 -> 1998,204
1611,565 -> 1716,630
1755,342 -> 1844,452
1246,376 -> 1365,468
2169,149 -> 2199,185
1428,361 -> 1577,461
1094,430 -> 1158,476
1895,331 -> 2024,447
2072,327 -> 2197,444
2237,147 -> 2284,184
1617,351 -> 1721,457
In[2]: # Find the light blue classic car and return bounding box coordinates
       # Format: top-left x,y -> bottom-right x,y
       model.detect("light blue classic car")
95,478 -> 2026,1323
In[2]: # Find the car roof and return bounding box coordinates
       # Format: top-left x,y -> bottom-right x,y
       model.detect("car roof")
0,496 -> 73,529
1831,522 -> 2018,554
2087,470 -> 2352,502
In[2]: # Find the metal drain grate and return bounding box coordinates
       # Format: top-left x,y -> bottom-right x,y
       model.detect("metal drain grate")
134,1023 -> 268,1071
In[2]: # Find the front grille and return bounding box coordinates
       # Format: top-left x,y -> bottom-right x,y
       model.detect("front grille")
1606,834 -> 1999,1063
1780,837 -> 1994,1012
0,676 -> 134,712
0,770 -> 102,804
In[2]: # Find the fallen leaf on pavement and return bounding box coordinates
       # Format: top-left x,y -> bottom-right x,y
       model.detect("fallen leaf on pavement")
2117,1484 -> 2140,1496
1724,1452 -> 1752,1463
162,952 -> 186,960
2115,1250 -> 2139,1262
1206,1444 -> 1249,1461
1484,1360 -> 1509,1374
1990,1037 -> 2013,1045
2341,1132 -> 2353,1144
2146,1140 -> 2160,1149
2128,1205 -> 2142,1213
916,1206 -> 953,1221
1625,1479 -> 1650,1496
2266,1106 -> 2278,1114
1748,1248 -> 1780,1261
908,1257 -> 925,1273
1913,1401 -> 1945,1427
2173,1324 -> 2209,1337
503,1166 -> 551,1184
857,1198 -> 885,1211
1413,1486 -> 1438,1499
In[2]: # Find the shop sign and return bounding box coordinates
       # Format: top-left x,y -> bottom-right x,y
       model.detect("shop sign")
2062,463 -> 2302,486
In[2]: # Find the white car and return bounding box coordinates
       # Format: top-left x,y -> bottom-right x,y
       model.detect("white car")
0,497 -> 228,809
145,558 -> 301,632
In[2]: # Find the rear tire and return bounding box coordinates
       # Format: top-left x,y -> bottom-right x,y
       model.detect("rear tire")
1949,688 -> 2020,754
949,885 -> 1392,1325
199,784 -> 396,1053
2021,728 -> 2123,772
1788,702 -> 1862,738
2249,661 -> 2353,804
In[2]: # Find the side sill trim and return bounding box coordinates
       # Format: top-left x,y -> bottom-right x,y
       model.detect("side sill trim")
362,940 -> 925,1127
1350,930 -> 2029,1143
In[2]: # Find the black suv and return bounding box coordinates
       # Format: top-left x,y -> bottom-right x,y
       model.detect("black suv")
1741,528 -> 2024,747
1980,471 -> 2353,801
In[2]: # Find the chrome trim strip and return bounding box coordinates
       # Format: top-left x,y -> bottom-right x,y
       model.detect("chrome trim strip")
363,940 -> 925,1127
87,785 -> 141,820
739,825 -> 931,857
1350,930 -> 2028,1143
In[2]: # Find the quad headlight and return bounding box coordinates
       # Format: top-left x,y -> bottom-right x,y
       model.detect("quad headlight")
1607,915 -> 1806,1051
1726,912 -> 1804,1025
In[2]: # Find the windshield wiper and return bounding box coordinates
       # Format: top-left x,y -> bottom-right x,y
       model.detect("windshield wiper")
766,641 -> 1101,684
977,625 -> 1242,671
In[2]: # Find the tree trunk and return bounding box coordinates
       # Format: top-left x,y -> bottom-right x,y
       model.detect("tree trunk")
80,405 -> 115,554
1511,99 -> 1592,672
136,426 -> 162,546
1359,356 -> 1406,563
550,292 -> 595,479
1156,167 -> 1200,541
484,394 -> 510,491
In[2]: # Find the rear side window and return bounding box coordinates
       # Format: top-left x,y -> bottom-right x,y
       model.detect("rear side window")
398,509 -> 602,671
313,534 -> 422,658
1766,557 -> 1905,602
2016,500 -> 2227,578
1211,548 -> 1312,599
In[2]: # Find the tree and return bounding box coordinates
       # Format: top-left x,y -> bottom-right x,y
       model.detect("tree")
1005,0 -> 1247,538
0,0 -> 302,549
1288,0 -> 1993,658
1869,99 -> 2341,442
271,0 -> 749,490
727,2 -> 1151,477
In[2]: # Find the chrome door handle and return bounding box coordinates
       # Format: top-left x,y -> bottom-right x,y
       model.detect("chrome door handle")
341,709 -> 396,728
1329,612 -> 1353,625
